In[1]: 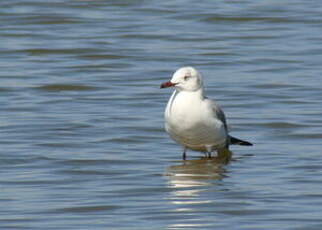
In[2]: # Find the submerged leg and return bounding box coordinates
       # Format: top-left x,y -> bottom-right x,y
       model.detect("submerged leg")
217,148 -> 232,164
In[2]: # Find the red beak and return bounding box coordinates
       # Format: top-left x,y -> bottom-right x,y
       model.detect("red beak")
160,81 -> 176,89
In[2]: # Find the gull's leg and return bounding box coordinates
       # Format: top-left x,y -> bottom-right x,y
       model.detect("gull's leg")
182,147 -> 187,160
205,145 -> 212,158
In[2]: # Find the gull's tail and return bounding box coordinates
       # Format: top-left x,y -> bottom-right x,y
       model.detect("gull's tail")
229,136 -> 253,146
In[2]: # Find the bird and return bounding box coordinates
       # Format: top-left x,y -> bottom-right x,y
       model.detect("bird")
160,66 -> 252,160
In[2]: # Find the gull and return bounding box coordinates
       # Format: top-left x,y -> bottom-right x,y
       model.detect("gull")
160,66 -> 252,160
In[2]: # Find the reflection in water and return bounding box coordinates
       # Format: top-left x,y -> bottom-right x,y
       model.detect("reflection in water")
166,150 -> 232,229
167,158 -> 225,197
167,150 -> 231,189
166,151 -> 231,196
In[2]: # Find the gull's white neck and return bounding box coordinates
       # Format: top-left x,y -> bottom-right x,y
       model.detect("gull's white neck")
166,88 -> 204,118
175,88 -> 204,100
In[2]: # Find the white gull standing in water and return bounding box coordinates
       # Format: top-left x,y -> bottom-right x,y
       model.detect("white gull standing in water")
160,66 -> 252,160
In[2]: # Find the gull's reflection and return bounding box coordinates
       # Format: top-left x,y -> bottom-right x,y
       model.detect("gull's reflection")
165,150 -> 232,229
166,149 -> 232,197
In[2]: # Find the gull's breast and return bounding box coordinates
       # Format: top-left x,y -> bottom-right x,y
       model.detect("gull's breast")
165,92 -> 227,151
166,117 -> 226,151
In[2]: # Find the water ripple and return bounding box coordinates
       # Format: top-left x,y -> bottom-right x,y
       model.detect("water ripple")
1,0 -> 322,229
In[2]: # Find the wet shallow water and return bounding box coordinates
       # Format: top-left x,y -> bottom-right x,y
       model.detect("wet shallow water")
1,0 -> 322,229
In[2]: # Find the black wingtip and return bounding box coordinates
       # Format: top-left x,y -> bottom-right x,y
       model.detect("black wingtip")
239,141 -> 253,146
230,136 -> 253,146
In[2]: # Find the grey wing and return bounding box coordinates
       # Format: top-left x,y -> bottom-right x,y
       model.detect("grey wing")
208,99 -> 228,132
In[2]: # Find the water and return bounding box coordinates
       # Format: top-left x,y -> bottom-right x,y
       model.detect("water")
1,0 -> 322,229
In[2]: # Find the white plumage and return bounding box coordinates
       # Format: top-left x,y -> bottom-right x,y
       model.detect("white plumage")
160,66 -> 252,159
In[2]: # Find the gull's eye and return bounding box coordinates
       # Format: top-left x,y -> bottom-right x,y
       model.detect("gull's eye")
184,75 -> 190,81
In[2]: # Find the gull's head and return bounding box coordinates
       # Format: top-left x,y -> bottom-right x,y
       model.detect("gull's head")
160,66 -> 203,92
